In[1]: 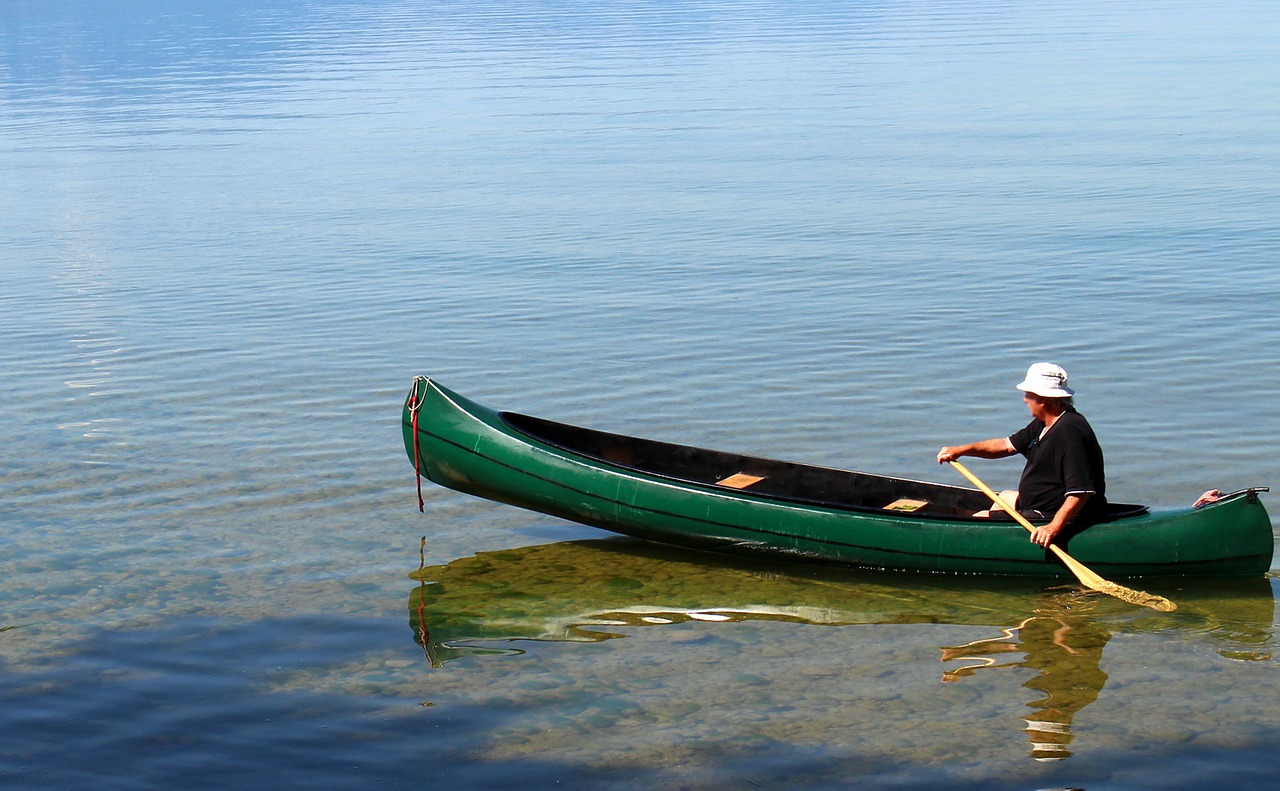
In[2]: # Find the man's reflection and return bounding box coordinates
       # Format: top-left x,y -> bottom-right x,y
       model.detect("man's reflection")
940,598 -> 1110,762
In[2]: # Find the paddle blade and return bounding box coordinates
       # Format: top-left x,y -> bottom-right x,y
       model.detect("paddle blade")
1051,546 -> 1177,612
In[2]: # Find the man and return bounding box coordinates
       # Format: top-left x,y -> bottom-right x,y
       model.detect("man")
937,363 -> 1107,549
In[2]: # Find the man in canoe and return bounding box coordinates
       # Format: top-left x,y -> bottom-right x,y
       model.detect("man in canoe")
936,363 -> 1106,548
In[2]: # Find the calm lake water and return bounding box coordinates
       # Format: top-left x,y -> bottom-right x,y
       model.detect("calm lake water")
3,0 -> 1280,788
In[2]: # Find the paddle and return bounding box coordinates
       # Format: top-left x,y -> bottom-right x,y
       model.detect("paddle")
948,460 -> 1176,612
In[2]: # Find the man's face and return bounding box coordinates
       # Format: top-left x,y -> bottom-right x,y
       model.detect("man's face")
1023,392 -> 1048,420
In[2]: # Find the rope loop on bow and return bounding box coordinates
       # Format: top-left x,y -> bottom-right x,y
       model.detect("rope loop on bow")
406,376 -> 430,512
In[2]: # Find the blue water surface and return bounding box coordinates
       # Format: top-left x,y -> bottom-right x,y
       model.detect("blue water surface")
2,1 -> 1279,788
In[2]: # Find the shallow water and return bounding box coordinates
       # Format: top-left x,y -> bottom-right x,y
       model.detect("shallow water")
3,0 -> 1280,788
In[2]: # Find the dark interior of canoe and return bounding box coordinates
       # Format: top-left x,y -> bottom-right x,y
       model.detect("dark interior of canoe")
502,412 -> 1149,523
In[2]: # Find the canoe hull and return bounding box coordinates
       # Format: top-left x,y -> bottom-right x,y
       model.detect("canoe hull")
403,378 -> 1274,578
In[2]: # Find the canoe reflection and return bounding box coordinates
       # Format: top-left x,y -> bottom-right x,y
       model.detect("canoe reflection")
409,537 -> 1274,760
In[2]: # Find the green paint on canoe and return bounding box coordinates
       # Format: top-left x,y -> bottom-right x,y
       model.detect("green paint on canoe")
402,377 -> 1273,578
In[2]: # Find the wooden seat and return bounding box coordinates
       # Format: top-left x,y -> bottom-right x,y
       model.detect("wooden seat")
884,498 -> 927,512
716,473 -> 765,489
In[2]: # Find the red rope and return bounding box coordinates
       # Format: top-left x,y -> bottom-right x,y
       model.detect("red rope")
408,384 -> 425,512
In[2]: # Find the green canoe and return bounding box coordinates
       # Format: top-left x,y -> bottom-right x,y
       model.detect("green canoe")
402,377 -> 1273,577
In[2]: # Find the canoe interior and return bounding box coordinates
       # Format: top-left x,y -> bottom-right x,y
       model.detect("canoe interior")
501,412 -> 1150,523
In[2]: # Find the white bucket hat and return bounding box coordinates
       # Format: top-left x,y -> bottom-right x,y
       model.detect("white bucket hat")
1016,362 -> 1074,398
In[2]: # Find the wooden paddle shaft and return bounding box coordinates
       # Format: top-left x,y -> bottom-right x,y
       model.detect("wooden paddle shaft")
947,460 -> 1176,612
947,461 -> 1038,535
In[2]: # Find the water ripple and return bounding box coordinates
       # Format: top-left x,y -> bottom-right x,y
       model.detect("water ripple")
2,0 -> 1280,784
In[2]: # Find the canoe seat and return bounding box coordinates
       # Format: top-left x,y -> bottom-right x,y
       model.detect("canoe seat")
884,498 -> 928,512
717,473 -> 765,489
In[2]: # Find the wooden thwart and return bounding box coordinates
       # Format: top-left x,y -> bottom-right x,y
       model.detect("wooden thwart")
716,473 -> 765,489
885,498 -> 928,512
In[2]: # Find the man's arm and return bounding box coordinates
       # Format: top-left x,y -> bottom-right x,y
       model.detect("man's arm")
937,438 -> 1016,464
1030,493 -> 1090,548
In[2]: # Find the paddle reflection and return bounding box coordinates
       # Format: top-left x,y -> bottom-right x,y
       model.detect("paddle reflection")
409,537 -> 1274,760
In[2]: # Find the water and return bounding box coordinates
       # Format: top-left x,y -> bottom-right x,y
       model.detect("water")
2,0 -> 1279,788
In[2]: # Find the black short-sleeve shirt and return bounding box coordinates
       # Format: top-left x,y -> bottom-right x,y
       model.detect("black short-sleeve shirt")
1008,410 -> 1106,518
